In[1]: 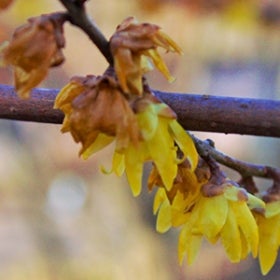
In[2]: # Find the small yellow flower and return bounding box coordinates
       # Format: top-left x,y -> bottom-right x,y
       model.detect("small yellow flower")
110,16 -> 183,95
178,182 -> 265,265
109,91 -> 198,196
1,14 -> 66,98
254,200 -> 280,275
151,158 -> 208,233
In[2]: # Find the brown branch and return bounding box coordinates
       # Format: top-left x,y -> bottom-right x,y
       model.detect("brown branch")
0,85 -> 62,124
192,135 -> 270,178
0,84 -> 280,138
192,135 -> 280,196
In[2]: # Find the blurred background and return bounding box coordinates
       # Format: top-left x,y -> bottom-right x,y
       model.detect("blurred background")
0,0 -> 280,279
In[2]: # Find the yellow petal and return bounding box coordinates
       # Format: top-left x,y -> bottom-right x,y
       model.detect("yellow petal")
54,82 -> 83,109
146,119 -> 177,190
169,120 -> 198,170
239,229 -> 250,260
186,235 -> 203,265
153,188 -> 167,215
156,199 -> 172,233
178,222 -> 202,265
192,195 -> 228,240
258,215 -> 280,275
230,201 -> 259,258
143,49 -> 175,82
140,55 -> 154,73
137,104 -> 158,140
220,205 -> 242,262
124,144 -> 145,196
81,133 -> 114,160
178,223 -> 189,264
112,151 -> 125,176
171,192 -> 192,227
154,30 -> 183,54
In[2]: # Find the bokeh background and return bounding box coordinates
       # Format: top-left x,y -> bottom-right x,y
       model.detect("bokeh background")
0,0 -> 280,279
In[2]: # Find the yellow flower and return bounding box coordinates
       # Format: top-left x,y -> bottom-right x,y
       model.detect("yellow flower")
254,200 -> 280,275
178,182 -> 265,265
55,73 -> 198,197
1,13 -> 66,98
109,91 -> 198,196
110,16 -> 183,95
150,159 -> 207,232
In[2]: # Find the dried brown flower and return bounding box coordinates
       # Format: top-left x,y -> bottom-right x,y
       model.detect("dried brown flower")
55,74 -> 140,157
1,13 -> 66,98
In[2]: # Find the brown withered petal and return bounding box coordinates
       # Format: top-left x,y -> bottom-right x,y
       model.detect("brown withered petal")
113,17 -> 160,51
0,0 -> 13,10
54,76 -> 89,132
65,75 -> 140,154
2,13 -> 66,98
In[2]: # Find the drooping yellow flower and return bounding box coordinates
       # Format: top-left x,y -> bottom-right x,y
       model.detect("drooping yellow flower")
110,16 -> 183,95
150,158 -> 208,232
108,90 -> 198,196
55,73 -> 198,197
1,13 -> 66,98
178,182 -> 265,265
254,200 -> 280,275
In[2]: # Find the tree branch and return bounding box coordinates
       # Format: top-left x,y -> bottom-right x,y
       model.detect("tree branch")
155,90 -> 280,138
192,135 -> 280,197
193,135 -> 271,178
0,84 -> 279,137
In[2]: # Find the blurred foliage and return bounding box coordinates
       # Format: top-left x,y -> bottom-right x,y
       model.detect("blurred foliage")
0,0 -> 279,279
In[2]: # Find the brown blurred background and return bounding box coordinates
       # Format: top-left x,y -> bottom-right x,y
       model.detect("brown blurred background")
0,0 -> 280,279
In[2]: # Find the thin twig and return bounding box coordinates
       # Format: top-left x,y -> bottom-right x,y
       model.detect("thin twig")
192,134 -> 280,180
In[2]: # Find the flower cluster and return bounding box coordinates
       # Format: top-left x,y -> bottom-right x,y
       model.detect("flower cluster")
150,155 -> 280,275
54,17 -> 197,197
54,70 -> 198,196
